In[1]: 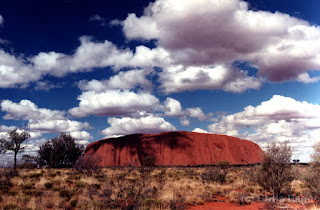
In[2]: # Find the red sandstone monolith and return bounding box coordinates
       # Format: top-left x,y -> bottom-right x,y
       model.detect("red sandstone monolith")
84,131 -> 263,167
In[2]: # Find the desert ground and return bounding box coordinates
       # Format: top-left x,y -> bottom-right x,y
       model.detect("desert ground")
0,165 -> 318,210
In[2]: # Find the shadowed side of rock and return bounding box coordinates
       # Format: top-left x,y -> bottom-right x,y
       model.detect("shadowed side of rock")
84,131 -> 264,167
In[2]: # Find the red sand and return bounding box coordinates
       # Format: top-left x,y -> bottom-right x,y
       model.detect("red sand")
189,202 -> 308,210
84,131 -> 263,167
189,202 -> 265,210
189,201 -> 307,210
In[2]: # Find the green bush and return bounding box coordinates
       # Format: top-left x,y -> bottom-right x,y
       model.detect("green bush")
38,133 -> 84,168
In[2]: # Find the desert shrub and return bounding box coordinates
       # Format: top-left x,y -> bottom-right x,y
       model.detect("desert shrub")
202,186 -> 220,201
75,181 -> 87,189
45,202 -> 54,208
6,189 -> 19,196
87,184 -> 101,200
73,154 -> 102,176
16,196 -> 30,207
91,201 -> 106,209
38,133 -> 84,168
216,160 -> 231,168
227,190 -> 240,203
244,186 -> 255,193
143,155 -> 156,167
3,204 -> 20,210
98,167 -> 165,209
305,142 -> 320,202
169,197 -> 186,210
70,199 -> 78,208
22,189 -> 43,196
44,182 -> 53,189
21,183 -> 35,190
142,198 -> 164,209
257,141 -> 293,197
201,168 -> 227,184
89,183 -> 101,190
76,199 -> 90,209
305,166 -> 320,201
52,187 -> 63,192
185,169 -> 197,179
49,172 -> 57,177
68,174 -> 81,180
58,199 -> 67,208
59,189 -> 71,200
0,179 -> 13,191
20,183 -> 42,196
34,190 -> 44,196
28,173 -> 41,179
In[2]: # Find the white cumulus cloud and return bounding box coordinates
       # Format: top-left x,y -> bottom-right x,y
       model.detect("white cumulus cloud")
164,97 -> 184,117
208,95 -> 320,161
1,99 -> 65,120
122,0 -> 320,83
69,90 -> 160,118
163,97 -> 211,125
78,68 -> 152,92
69,131 -> 93,145
0,36 -> 170,88
0,100 -> 92,140
101,115 -> 176,137
159,65 -> 263,94
192,128 -> 209,134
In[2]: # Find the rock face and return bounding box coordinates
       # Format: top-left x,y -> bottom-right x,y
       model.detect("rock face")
84,131 -> 264,167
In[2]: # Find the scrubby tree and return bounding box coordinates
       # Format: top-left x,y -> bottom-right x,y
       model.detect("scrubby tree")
311,142 -> 320,164
258,141 -> 293,197
305,142 -> 320,201
38,133 -> 84,168
0,129 -> 30,174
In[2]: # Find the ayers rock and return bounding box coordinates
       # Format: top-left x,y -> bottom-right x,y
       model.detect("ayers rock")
84,131 -> 264,167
